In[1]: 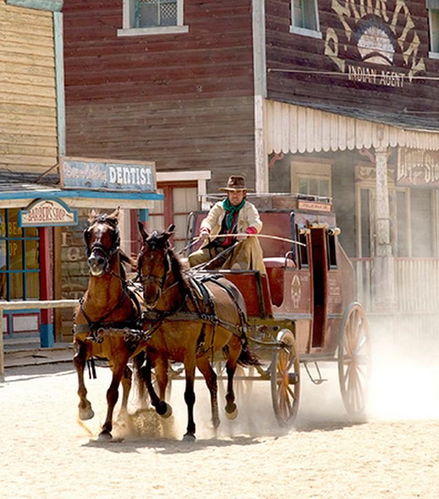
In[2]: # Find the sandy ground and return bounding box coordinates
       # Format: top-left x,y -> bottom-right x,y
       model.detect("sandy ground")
2,343 -> 439,499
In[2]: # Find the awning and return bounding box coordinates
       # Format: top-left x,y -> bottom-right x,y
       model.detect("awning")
266,101 -> 439,155
0,183 -> 163,209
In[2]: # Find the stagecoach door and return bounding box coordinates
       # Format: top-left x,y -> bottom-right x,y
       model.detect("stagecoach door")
309,227 -> 328,349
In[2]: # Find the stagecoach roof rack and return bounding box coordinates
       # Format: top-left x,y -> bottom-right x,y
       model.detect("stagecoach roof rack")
205,192 -> 332,204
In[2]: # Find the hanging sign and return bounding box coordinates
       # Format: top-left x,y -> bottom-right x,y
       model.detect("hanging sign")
60,157 -> 157,192
19,199 -> 78,227
397,149 -> 439,187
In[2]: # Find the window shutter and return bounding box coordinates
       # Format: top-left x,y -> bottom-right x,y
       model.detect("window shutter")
427,0 -> 439,9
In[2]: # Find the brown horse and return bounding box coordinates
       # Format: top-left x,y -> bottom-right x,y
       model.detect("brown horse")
137,223 -> 258,440
73,209 -> 143,440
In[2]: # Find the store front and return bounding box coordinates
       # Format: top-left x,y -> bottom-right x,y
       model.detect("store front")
0,158 -> 163,349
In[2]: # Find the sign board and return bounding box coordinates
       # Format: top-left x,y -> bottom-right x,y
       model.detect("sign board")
60,157 -> 157,192
297,200 -> 332,213
397,149 -> 439,187
19,199 -> 78,227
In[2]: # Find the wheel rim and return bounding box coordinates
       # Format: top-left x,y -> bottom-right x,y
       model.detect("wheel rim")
338,303 -> 369,418
271,329 -> 300,427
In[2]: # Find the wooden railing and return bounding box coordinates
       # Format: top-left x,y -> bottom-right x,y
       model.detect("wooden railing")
352,257 -> 439,313
0,299 -> 78,382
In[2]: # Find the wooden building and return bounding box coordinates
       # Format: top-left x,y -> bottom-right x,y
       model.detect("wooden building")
0,0 -> 161,350
62,0 -> 439,315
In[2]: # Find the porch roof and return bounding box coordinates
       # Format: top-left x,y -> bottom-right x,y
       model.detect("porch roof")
266,100 -> 439,155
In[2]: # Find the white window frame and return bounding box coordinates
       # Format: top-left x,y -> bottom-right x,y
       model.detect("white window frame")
290,0 -> 322,39
118,0 -> 188,37
428,9 -> 439,59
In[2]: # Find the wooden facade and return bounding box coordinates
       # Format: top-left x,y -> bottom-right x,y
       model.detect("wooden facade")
266,0 -> 439,116
0,0 -> 59,173
63,0 -> 256,192
62,0 -> 439,314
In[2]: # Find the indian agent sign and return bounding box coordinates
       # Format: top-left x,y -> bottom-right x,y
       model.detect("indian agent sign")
60,157 -> 157,192
19,199 -> 78,227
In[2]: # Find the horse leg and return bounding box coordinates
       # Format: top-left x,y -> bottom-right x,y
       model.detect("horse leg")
73,341 -> 94,420
118,364 -> 132,417
183,360 -> 197,441
140,357 -> 172,418
224,337 -> 242,420
197,356 -> 220,429
99,359 -> 128,440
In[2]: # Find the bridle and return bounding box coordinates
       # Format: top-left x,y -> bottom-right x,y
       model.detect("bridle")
84,215 -> 121,274
138,240 -> 178,308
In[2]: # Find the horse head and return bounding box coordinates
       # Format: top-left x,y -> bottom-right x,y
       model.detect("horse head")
137,222 -> 175,308
84,208 -> 121,276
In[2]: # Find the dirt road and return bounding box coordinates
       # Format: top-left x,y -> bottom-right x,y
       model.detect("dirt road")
1,358 -> 439,499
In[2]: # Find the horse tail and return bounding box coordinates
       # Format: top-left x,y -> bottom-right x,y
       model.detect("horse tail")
237,336 -> 260,366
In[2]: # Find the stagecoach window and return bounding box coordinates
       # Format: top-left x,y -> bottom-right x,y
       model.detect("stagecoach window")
0,209 -> 40,300
428,8 -> 439,54
327,232 -> 337,268
296,225 -> 309,268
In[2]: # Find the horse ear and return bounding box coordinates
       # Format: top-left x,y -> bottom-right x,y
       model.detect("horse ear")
138,220 -> 149,241
88,209 -> 99,223
109,206 -> 120,220
166,224 -> 175,234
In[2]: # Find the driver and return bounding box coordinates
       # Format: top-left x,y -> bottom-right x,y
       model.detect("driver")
188,175 -> 266,274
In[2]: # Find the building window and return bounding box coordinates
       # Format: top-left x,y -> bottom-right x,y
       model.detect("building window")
119,0 -> 188,36
0,209 -> 40,300
290,0 -> 321,38
145,182 -> 199,252
291,161 -> 332,198
428,8 -> 439,56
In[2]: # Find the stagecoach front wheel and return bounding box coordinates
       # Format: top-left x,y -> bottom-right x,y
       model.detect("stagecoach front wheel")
270,329 -> 300,427
338,302 -> 370,421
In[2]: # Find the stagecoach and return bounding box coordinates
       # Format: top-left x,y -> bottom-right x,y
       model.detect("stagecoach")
185,193 -> 370,426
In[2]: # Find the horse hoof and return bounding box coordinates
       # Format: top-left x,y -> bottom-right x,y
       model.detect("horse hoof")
183,432 -> 196,441
98,430 -> 113,441
157,402 -> 173,418
79,406 -> 95,421
225,404 -> 238,420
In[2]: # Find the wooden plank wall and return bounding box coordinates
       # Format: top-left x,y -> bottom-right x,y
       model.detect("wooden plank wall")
63,0 -> 257,192
266,0 -> 439,117
0,0 -> 58,172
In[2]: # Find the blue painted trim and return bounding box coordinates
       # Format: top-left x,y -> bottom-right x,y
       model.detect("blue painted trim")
0,190 -> 164,201
40,323 -> 54,348
6,0 -> 63,11
3,309 -> 41,314
139,209 -> 149,222
54,12 -> 66,156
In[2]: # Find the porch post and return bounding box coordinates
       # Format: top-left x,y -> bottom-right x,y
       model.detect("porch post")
373,145 -> 395,309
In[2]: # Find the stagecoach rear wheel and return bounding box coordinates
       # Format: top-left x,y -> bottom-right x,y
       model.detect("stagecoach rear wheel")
338,302 -> 370,421
270,329 -> 300,427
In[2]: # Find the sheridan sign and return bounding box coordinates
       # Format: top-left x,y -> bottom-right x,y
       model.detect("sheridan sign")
60,157 -> 157,192
19,199 -> 78,227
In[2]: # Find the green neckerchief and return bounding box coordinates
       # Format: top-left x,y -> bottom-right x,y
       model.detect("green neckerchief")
222,197 -> 246,231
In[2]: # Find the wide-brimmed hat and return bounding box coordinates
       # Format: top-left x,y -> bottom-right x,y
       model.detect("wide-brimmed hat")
219,175 -> 252,192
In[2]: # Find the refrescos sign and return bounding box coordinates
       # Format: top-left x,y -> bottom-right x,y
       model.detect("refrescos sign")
324,0 -> 425,87
60,157 -> 157,192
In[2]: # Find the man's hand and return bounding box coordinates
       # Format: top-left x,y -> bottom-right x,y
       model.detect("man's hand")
199,228 -> 210,243
236,226 -> 257,241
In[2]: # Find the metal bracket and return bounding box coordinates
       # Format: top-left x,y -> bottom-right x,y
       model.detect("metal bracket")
303,361 -> 327,385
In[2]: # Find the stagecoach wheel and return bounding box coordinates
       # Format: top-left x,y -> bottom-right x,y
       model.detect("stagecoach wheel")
270,329 -> 300,427
338,302 -> 370,421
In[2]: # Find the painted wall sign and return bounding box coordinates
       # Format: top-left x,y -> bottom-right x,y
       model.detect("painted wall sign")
19,199 -> 78,227
60,157 -> 157,192
397,149 -> 439,186
324,0 -> 425,87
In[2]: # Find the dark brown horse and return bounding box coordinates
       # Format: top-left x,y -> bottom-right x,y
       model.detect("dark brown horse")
73,209 -> 143,440
137,223 -> 258,440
